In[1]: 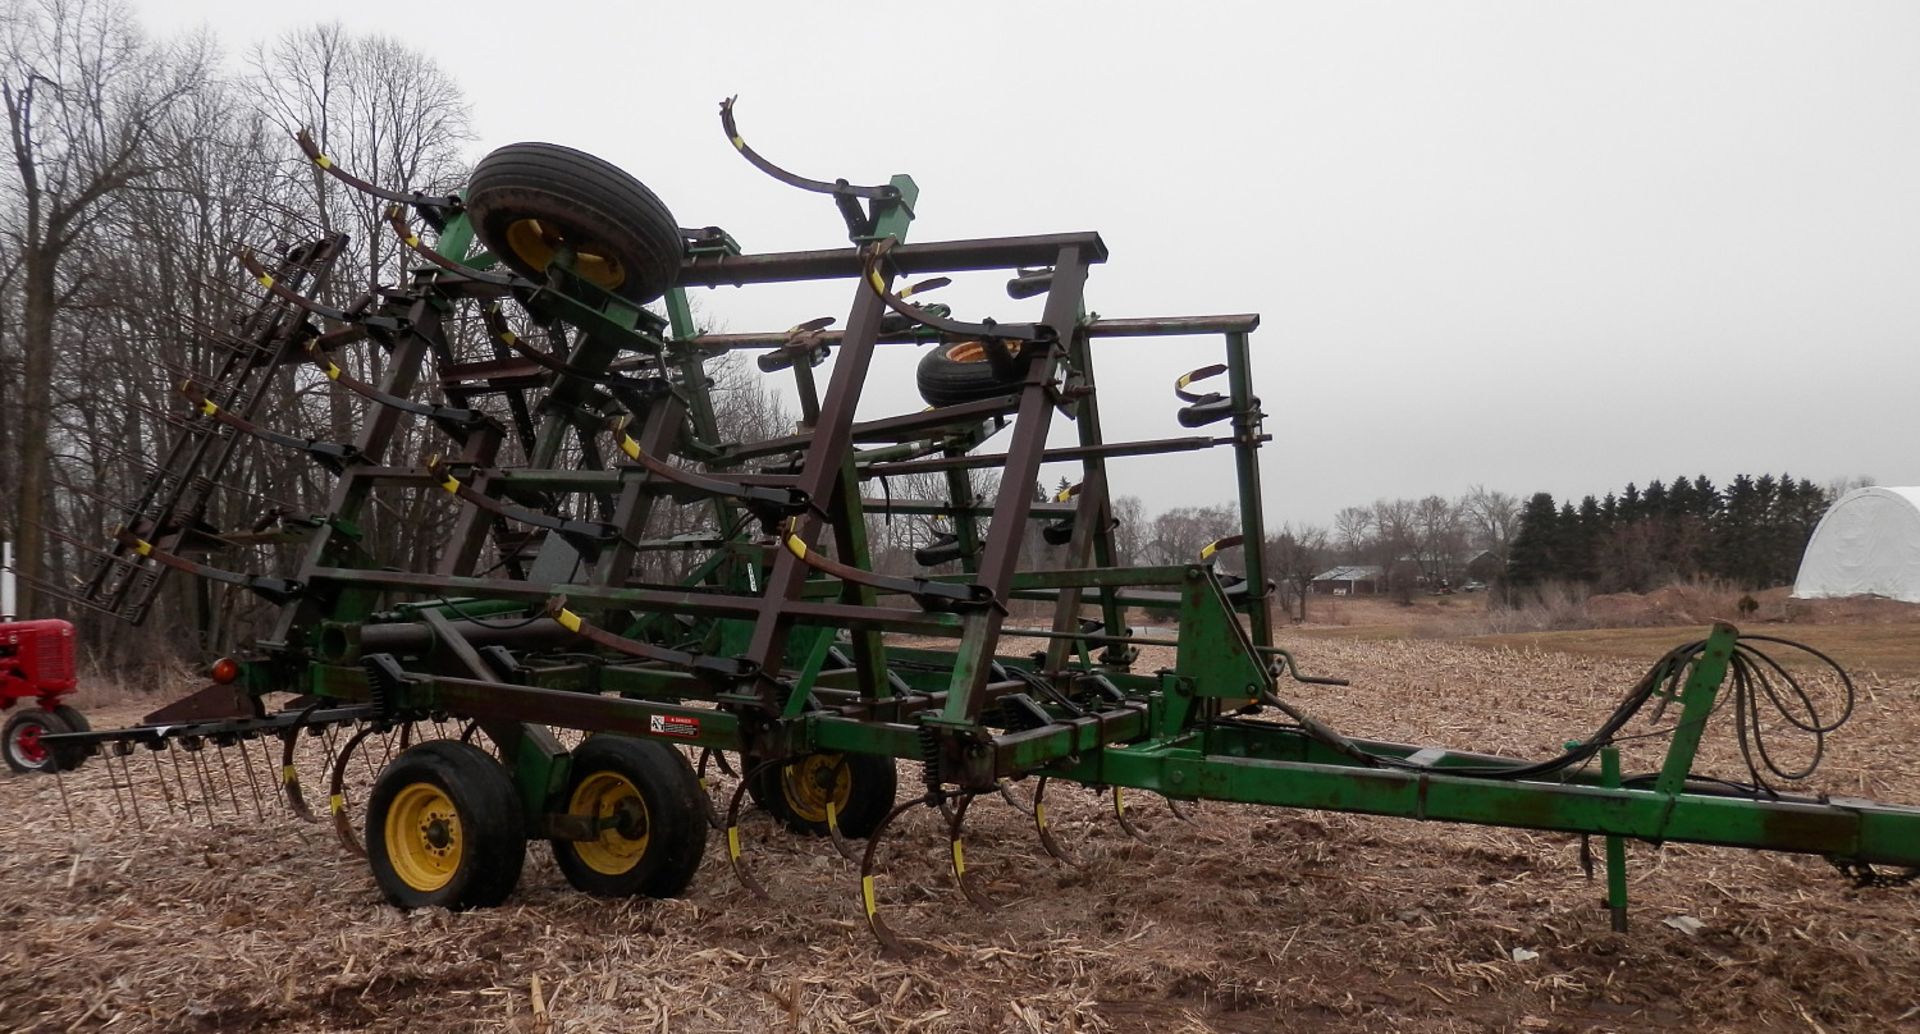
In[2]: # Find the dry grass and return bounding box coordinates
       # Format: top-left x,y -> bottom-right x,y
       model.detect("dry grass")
2,637 -> 1918,1032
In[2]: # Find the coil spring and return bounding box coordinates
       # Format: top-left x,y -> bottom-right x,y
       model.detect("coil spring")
917,724 -> 944,795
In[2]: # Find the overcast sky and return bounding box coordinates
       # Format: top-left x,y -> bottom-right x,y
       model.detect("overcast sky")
143,1 -> 1920,528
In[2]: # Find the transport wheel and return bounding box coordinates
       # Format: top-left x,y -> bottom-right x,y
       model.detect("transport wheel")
366,740 -> 527,910
552,735 -> 707,898
3,708 -> 68,774
464,142 -> 684,304
49,705 -> 91,771
754,751 -> 897,838
915,339 -> 1029,406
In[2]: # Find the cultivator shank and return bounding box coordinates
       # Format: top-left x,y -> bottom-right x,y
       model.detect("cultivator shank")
33,100 -> 1920,948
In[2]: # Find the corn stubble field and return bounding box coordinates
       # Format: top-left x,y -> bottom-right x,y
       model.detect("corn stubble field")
2,632 -> 1917,1033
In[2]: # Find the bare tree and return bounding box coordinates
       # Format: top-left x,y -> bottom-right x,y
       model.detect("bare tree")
1369,498 -> 1419,602
1459,484 -> 1521,588
1,0 -> 210,613
1143,504 -> 1239,571
1109,493 -> 1145,567
1267,522 -> 1329,622
1333,505 -> 1373,559
1411,493 -> 1465,587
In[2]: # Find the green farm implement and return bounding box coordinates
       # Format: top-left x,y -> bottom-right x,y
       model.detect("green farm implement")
37,100 -> 1919,949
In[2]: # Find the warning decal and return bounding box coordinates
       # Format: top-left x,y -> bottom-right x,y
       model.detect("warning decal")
650,714 -> 700,738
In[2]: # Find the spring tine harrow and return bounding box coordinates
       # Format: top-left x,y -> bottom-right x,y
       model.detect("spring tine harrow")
32,106 -> 1920,955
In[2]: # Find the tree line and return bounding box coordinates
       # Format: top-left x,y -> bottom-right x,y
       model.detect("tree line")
1506,474 -> 1835,593
0,4 -> 555,669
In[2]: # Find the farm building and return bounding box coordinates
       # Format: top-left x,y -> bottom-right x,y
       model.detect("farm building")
1312,564 -> 1383,595
1792,486 -> 1920,604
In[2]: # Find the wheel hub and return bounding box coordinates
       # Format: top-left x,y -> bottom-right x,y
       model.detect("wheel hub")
11,724 -> 47,766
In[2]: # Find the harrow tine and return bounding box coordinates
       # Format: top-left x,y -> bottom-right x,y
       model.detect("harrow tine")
825,797 -> 861,864
117,747 -> 147,832
217,740 -> 243,816
52,766 -> 77,836
725,756 -> 792,899
356,722 -> 382,781
330,724 -> 380,856
236,735 -> 267,821
168,743 -> 196,822
1031,777 -> 1080,867
1112,786 -> 1151,843
857,796 -> 935,956
148,744 -> 177,817
946,792 -> 1000,912
187,740 -> 221,819
103,748 -> 133,824
693,748 -> 727,831
278,726 -> 319,822
1165,794 -> 1198,824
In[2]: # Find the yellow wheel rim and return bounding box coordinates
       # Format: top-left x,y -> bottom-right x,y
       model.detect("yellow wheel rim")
384,783 -> 462,892
943,340 -> 1021,364
503,218 -> 625,289
569,771 -> 651,876
779,754 -> 853,824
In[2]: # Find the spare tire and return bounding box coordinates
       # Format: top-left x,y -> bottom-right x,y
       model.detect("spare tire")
465,142 -> 683,304
915,339 -> 1030,407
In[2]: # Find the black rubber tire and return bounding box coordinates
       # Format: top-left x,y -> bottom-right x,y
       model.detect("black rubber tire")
465,142 -> 683,304
751,751 -> 897,839
3,708 -> 67,774
366,740 -> 527,910
50,705 -> 91,772
915,339 -> 1031,407
552,735 -> 707,898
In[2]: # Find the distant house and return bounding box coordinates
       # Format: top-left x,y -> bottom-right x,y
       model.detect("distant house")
1312,564 -> 1383,595
1463,548 -> 1503,584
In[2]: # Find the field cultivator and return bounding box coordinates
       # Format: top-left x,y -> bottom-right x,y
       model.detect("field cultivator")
32,100 -> 1920,950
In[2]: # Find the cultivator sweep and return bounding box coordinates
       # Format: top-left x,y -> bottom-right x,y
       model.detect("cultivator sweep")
34,100 -> 1920,948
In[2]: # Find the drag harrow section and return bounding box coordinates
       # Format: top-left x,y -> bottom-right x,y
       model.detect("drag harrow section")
30,97 -> 1920,952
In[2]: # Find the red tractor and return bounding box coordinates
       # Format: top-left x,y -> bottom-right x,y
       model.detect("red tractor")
1,619 -> 90,773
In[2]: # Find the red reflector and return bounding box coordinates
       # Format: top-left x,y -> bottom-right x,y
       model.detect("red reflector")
210,657 -> 241,684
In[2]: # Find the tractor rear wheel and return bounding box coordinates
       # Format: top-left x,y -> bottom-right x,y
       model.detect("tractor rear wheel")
915,339 -> 1030,406
753,751 -> 897,839
552,735 -> 707,898
50,705 -> 91,771
366,740 -> 527,910
3,708 -> 67,774
465,142 -> 683,305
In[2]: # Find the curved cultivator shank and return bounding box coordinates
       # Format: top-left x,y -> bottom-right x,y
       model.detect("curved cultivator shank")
28,97 -> 1919,955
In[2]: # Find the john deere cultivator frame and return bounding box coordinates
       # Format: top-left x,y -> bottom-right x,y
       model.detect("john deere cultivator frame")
45,101 -> 1920,946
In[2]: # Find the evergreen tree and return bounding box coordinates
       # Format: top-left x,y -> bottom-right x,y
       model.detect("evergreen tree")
1506,493 -> 1559,586
1575,495 -> 1602,582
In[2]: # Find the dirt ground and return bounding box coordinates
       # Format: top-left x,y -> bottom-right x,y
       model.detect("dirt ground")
2,631 -> 1917,1033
